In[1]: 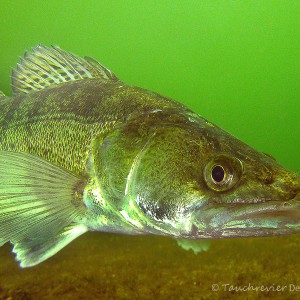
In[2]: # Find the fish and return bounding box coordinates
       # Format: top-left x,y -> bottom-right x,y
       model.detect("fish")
0,45 -> 299,268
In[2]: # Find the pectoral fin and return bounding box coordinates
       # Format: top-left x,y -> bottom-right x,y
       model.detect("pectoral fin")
0,151 -> 87,267
176,238 -> 211,254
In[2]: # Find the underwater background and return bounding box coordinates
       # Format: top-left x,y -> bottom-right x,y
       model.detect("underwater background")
0,1 -> 299,299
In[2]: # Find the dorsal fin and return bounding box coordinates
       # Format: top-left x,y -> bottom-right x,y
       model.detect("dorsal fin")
11,45 -> 119,95
0,91 -> 5,99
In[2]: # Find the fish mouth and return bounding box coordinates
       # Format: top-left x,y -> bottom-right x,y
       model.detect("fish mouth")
191,193 -> 300,238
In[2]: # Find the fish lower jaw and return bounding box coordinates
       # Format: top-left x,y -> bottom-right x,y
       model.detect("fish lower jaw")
191,197 -> 300,238
191,224 -> 300,239
212,226 -> 300,238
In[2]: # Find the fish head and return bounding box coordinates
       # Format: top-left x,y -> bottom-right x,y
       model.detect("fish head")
185,113 -> 300,239
93,109 -> 300,238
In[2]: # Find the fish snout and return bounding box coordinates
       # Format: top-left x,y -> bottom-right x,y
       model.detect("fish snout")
269,169 -> 300,202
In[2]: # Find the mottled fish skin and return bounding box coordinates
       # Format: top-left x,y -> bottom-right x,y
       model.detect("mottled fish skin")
0,45 -> 299,268
0,79 -> 185,174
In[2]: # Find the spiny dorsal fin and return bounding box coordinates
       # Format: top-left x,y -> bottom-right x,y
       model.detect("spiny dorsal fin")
11,45 -> 119,95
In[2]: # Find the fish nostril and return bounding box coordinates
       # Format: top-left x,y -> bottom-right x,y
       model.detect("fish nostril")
263,176 -> 274,185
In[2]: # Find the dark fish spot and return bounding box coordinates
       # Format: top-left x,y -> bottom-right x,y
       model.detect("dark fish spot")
43,149 -> 50,156
263,176 -> 274,185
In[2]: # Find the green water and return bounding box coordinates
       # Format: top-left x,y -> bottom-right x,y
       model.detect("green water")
0,1 -> 300,300
0,0 -> 299,171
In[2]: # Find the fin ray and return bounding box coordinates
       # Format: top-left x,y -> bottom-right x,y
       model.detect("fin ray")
0,91 -> 6,99
0,151 -> 87,266
13,223 -> 87,267
11,45 -> 119,95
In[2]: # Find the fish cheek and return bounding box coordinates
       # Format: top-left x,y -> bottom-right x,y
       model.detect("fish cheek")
90,119 -> 204,224
128,128 -> 204,221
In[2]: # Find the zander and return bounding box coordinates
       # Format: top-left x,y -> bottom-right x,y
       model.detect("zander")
0,45 -> 299,267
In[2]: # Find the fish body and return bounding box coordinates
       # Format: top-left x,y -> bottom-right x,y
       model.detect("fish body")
0,78 -> 184,175
0,45 -> 299,267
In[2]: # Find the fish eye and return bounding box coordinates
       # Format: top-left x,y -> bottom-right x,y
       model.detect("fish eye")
204,155 -> 243,192
211,165 -> 225,183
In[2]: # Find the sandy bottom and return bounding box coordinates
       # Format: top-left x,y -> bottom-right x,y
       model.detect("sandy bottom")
1,232 -> 300,300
